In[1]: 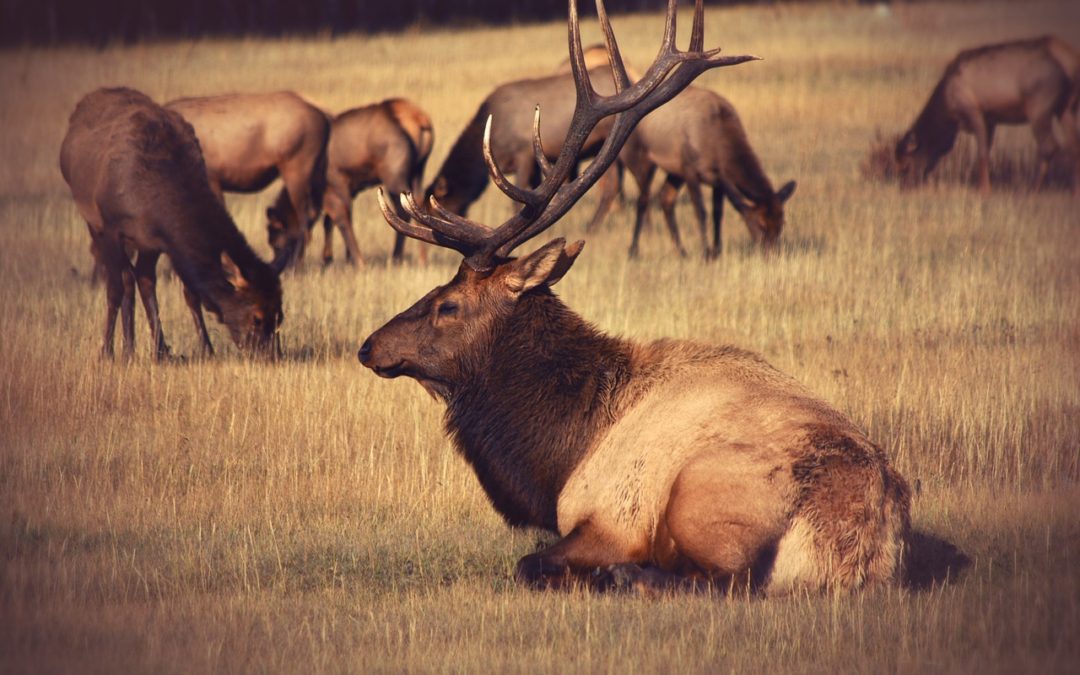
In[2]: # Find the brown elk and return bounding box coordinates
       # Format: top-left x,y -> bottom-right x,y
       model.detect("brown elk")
618,86 -> 796,258
359,0 -> 910,595
895,35 -> 1080,194
165,91 -> 330,268
61,88 -> 283,360
266,98 -> 434,265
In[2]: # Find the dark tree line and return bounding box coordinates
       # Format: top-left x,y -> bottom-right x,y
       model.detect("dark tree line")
0,0 -> 795,46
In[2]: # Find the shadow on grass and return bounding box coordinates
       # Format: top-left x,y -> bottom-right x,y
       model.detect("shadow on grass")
903,530 -> 972,591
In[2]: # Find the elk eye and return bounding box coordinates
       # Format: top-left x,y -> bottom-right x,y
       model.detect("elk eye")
437,301 -> 459,317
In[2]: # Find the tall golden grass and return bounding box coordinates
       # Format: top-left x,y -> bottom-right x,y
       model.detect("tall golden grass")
2,1 -> 1079,672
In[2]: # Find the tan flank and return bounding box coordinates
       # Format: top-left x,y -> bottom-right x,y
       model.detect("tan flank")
166,90 -> 331,268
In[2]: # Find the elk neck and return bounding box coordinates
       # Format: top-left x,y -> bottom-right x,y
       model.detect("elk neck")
165,197 -> 278,317
910,76 -> 959,157
428,104 -> 492,214
445,288 -> 634,531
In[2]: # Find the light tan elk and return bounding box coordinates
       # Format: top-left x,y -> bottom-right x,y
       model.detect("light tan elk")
618,86 -> 796,258
166,91 -> 330,268
266,98 -> 434,264
61,88 -> 283,360
896,35 -> 1080,194
359,0 -> 910,594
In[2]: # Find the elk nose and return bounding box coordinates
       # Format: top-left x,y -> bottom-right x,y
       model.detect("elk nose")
358,338 -> 373,364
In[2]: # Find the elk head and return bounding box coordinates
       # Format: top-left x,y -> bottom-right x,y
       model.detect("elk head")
894,121 -> 957,188
359,0 -> 756,387
726,179 -> 796,250
217,252 -> 284,356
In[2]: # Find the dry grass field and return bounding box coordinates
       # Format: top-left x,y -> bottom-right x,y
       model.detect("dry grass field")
2,1 -> 1080,672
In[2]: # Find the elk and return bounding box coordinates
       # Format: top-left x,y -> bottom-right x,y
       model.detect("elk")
165,91 -> 330,268
266,98 -> 434,265
895,35 -> 1080,194
61,87 -> 283,360
618,86 -> 796,258
359,0 -> 910,595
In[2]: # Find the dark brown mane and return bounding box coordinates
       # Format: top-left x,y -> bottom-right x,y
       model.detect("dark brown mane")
446,289 -> 632,529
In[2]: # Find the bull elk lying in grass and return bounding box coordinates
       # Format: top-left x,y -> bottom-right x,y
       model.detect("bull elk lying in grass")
615,86 -> 795,258
359,0 -> 910,595
266,98 -> 434,265
61,88 -> 283,360
166,91 -> 330,269
896,35 -> 1080,194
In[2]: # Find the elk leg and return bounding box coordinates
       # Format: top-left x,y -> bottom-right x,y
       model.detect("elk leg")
629,163 -> 657,259
661,448 -> 787,592
281,168 -> 320,267
133,250 -> 170,361
1030,114 -> 1058,191
515,521 -> 639,591
329,181 -> 363,265
685,179 -> 709,259
92,233 -> 124,360
585,162 -> 624,232
710,184 -> 725,258
321,214 -> 335,264
659,175 -> 688,258
183,285 -> 214,357
968,111 -> 993,195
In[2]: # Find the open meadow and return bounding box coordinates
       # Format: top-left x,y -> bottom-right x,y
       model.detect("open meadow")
2,1 -> 1080,672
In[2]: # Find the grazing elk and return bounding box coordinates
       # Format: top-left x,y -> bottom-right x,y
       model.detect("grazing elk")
619,86 -> 796,258
266,98 -> 434,264
61,87 -> 283,360
166,91 -> 330,268
359,0 -> 910,595
895,35 -> 1080,194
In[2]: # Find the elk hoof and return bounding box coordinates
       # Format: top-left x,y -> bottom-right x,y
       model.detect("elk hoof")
514,553 -> 568,588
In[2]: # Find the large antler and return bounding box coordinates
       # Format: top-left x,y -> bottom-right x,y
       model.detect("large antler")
377,0 -> 758,271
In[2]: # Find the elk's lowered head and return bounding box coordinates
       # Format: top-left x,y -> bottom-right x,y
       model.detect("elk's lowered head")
215,252 -> 284,356
729,179 -> 796,250
894,122 -> 957,188
360,0 -> 757,387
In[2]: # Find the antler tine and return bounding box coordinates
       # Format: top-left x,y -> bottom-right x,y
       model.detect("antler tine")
482,115 -> 544,207
532,106 -> 554,179
399,190 -> 493,245
375,188 -> 477,256
595,0 -> 631,93
689,0 -> 704,52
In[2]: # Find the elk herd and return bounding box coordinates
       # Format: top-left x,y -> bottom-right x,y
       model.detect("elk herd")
60,0 -> 1078,594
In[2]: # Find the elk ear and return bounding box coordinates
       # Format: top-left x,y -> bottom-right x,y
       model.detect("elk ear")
505,238 -> 582,294
776,180 -> 797,204
221,252 -> 249,291
897,132 -> 918,158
